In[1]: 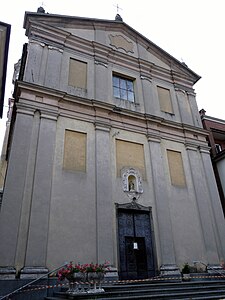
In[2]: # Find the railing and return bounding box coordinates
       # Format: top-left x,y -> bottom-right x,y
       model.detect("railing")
193,260 -> 225,278
0,262 -> 68,300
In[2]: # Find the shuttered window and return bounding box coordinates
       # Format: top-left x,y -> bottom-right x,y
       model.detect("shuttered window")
116,140 -> 146,178
68,58 -> 87,89
63,130 -> 86,172
157,86 -> 173,113
167,150 -> 186,187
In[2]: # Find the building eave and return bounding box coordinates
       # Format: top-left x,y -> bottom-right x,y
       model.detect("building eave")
201,114 -> 225,126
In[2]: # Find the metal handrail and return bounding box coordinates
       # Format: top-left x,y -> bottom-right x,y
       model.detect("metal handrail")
193,260 -> 225,277
0,262 -> 68,300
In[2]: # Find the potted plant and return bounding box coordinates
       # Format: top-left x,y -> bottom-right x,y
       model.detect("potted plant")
57,261 -> 74,281
57,262 -> 86,294
85,261 -> 109,292
57,261 -> 110,294
181,262 -> 191,281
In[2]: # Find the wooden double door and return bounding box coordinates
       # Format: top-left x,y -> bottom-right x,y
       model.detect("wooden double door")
118,209 -> 155,280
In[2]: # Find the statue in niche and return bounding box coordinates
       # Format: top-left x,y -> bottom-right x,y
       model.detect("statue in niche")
129,180 -> 135,191
128,175 -> 136,192
121,167 -> 143,201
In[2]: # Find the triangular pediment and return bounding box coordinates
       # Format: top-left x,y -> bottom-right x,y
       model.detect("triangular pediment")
24,12 -> 200,84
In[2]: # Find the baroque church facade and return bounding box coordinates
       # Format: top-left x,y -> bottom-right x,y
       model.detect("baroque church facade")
0,8 -> 225,280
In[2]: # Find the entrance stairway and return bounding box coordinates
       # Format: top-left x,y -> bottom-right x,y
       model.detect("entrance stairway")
45,279 -> 225,300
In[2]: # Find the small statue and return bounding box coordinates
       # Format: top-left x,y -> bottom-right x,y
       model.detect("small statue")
129,181 -> 135,191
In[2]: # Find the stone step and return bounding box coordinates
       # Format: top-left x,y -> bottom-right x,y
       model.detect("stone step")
45,292 -> 225,300
46,290 -> 225,300
44,280 -> 225,300
106,280 -> 225,290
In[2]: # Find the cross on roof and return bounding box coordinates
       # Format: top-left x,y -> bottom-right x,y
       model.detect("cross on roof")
114,3 -> 123,13
38,0 -> 46,8
37,0 -> 46,13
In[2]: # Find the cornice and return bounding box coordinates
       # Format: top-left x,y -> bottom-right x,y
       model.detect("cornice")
15,102 -> 58,121
26,22 -> 196,88
15,81 -> 208,145
24,12 -> 200,84
28,23 -> 68,48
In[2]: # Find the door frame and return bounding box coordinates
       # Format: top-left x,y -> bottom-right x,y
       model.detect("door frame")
115,201 -> 157,280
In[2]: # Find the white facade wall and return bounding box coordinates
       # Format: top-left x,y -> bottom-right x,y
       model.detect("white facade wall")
0,12 -> 224,279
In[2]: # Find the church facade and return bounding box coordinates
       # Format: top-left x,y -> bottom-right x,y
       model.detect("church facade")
0,9 -> 225,280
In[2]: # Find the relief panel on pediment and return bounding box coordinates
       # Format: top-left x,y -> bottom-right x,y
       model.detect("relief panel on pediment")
109,34 -> 134,53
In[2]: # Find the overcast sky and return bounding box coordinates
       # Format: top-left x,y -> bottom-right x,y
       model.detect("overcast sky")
0,0 -> 224,149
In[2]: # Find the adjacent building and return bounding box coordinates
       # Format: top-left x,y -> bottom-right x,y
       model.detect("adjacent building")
0,8 -> 225,280
0,21 -> 10,204
0,21 -> 10,118
200,109 -> 225,216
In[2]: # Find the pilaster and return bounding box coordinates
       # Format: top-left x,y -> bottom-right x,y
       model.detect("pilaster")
147,134 -> 177,270
140,74 -> 155,114
94,59 -> 109,101
0,106 -> 35,275
14,110 -> 41,273
185,144 -> 220,263
94,122 -> 114,265
24,110 -> 58,275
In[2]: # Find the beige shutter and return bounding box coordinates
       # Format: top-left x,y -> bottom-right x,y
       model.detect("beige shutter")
116,140 -> 146,178
157,86 -> 173,113
167,150 -> 186,187
68,58 -> 87,89
63,130 -> 86,172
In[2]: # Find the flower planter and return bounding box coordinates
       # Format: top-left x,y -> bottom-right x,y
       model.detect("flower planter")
87,272 -> 105,293
73,271 -> 86,282
57,261 -> 109,294
67,272 -> 86,294
74,272 -> 86,293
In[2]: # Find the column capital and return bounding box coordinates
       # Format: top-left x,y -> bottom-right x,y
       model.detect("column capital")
16,104 -> 35,116
94,121 -> 111,132
40,110 -> 58,121
140,75 -> 152,83
199,145 -> 211,154
185,142 -> 198,152
94,60 -> 108,68
146,133 -> 161,143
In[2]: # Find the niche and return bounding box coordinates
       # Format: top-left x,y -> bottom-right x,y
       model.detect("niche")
121,167 -> 143,199
128,175 -> 136,191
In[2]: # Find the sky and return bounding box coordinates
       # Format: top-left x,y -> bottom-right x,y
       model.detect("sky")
0,0 -> 225,149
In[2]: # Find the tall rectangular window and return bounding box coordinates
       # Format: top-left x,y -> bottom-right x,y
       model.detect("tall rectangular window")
167,150 -> 186,187
68,58 -> 87,89
157,86 -> 173,113
113,75 -> 135,102
63,130 -> 86,172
